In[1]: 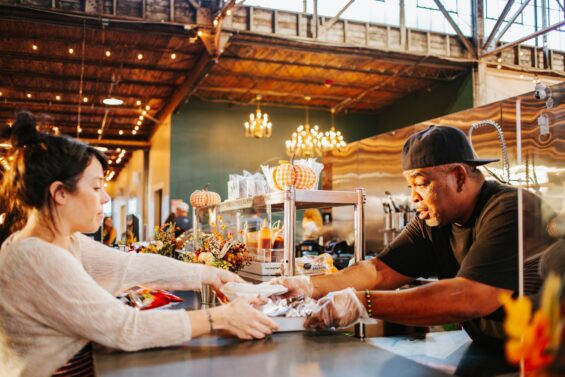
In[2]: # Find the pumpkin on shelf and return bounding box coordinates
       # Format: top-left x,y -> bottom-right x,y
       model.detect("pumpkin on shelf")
272,161 -> 316,191
190,186 -> 221,208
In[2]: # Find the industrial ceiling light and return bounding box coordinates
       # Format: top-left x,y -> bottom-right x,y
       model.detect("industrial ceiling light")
103,97 -> 123,106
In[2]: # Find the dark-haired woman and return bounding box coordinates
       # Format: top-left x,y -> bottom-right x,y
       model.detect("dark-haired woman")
0,112 -> 278,377
102,216 -> 117,247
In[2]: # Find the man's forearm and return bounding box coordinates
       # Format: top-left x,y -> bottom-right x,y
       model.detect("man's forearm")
359,277 -> 506,326
311,260 -> 378,298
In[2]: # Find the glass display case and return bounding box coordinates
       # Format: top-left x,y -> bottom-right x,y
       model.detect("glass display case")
192,187 -> 366,280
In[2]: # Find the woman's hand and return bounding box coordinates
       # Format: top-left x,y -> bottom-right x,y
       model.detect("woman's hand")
269,275 -> 313,298
200,266 -> 244,301
211,296 -> 279,339
304,288 -> 370,330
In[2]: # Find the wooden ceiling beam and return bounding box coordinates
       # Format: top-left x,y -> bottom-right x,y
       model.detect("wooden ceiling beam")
0,84 -> 169,100
220,55 -> 457,82
0,99 -> 153,112
198,86 -> 384,104
0,69 -> 177,88
0,33 -> 199,56
0,51 -> 191,73
78,138 -> 150,149
210,67 -> 412,94
195,94 -> 388,113
229,35 -> 470,71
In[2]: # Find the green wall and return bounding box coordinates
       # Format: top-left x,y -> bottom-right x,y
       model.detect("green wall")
170,72 -> 473,201
170,100 -> 380,201
372,72 -> 474,132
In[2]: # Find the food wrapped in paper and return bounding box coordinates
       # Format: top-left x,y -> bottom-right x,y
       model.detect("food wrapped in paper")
220,282 -> 288,301
296,253 -> 338,275
260,296 -> 319,332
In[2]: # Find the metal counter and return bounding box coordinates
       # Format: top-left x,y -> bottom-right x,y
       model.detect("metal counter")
94,332 -> 451,377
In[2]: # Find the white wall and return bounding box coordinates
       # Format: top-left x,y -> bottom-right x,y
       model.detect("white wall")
110,149 -> 145,240
147,116 -> 171,239
481,68 -> 563,106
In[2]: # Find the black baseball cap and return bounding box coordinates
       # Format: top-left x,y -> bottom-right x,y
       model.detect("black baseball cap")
401,125 -> 498,171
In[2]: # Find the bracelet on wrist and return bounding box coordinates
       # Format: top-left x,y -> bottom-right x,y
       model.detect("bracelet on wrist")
365,289 -> 373,317
204,308 -> 214,333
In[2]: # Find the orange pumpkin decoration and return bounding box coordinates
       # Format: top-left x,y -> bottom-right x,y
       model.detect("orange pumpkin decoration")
272,162 -> 316,190
190,186 -> 221,208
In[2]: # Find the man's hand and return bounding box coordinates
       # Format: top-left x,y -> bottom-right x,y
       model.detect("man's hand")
304,288 -> 371,330
269,275 -> 314,298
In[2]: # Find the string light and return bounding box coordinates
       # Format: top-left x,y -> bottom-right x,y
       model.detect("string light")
83,97 -> 88,103
105,50 -> 111,57
139,115 -> 144,120
135,100 -> 141,106
55,95 -> 61,101
108,160 -> 113,165
132,130 -> 137,135
145,105 -> 150,110
68,48 -> 74,54
497,65 -> 502,69
32,44 -> 38,50
197,30 -> 203,37
142,110 -> 147,115
0,92 -> 2,96
137,120 -> 142,126
117,148 -> 121,152
119,130 -> 123,135
137,53 -> 143,60
134,126 -> 139,131
77,127 -> 82,133
171,53 -> 177,60
97,129 -> 102,135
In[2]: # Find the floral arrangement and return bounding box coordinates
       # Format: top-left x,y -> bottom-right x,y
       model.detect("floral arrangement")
180,215 -> 251,272
181,231 -> 250,272
500,273 -> 563,373
138,224 -> 185,259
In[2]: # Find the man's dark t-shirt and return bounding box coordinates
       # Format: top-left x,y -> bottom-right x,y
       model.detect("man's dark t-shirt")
378,181 -> 556,347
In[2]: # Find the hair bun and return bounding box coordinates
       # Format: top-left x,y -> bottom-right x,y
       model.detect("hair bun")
10,111 -> 39,148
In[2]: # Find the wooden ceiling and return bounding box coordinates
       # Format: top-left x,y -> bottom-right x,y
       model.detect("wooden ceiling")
0,1 -> 474,179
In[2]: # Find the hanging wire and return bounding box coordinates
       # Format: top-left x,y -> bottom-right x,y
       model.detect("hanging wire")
76,22 -> 86,139
468,120 -> 511,184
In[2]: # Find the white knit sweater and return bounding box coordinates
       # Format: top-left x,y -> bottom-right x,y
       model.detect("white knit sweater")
0,233 -> 205,377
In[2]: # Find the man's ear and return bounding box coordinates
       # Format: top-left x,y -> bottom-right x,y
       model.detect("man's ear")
49,181 -> 68,205
453,165 -> 467,192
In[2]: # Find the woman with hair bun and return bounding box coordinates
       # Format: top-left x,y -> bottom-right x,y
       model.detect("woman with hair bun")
0,112 -> 278,377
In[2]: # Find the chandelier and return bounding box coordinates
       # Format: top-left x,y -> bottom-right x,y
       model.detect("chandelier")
285,107 -> 324,158
244,95 -> 272,138
321,108 -> 346,151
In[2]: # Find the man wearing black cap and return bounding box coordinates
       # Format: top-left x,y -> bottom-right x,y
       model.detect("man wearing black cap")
274,125 -> 556,347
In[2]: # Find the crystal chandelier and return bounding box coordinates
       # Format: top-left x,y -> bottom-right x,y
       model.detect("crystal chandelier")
321,108 -> 347,151
244,95 -> 272,138
285,107 -> 324,158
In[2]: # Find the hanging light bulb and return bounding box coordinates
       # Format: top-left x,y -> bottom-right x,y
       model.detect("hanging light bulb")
244,95 -> 272,139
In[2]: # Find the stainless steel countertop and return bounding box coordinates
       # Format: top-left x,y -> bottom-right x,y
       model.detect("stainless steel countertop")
94,332 -> 451,377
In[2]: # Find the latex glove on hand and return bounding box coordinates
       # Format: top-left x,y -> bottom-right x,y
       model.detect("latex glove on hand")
304,288 -> 373,330
201,266 -> 245,302
212,296 -> 279,339
269,275 -> 313,299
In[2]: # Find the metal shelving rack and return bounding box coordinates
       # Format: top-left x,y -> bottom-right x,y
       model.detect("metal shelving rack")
194,188 -> 366,277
